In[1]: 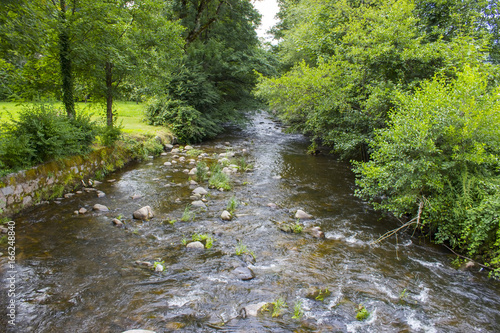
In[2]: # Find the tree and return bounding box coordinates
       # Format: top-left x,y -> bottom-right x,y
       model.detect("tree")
256,0 -> 491,159
144,0 -> 277,143
353,66 -> 500,274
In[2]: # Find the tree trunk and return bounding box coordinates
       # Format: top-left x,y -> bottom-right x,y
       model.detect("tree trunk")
59,0 -> 75,118
105,62 -> 113,127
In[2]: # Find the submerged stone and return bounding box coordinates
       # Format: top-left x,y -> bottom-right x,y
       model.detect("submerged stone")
186,241 -> 204,250
232,266 -> 255,280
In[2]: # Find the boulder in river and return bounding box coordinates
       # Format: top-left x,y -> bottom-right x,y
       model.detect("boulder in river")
133,206 -> 154,220
267,203 -> 277,209
232,266 -> 255,280
121,330 -> 156,333
192,187 -> 208,195
93,204 -> 109,212
186,241 -> 204,250
130,194 -> 143,200
244,302 -> 268,317
112,219 -> 124,228
221,210 -> 232,221
295,209 -> 313,220
308,226 -> 325,239
191,200 -> 206,208
78,207 -> 88,214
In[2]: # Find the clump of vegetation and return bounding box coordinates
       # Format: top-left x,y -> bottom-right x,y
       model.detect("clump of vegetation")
356,304 -> 370,321
270,298 -> 287,317
181,205 -> 195,222
187,148 -> 204,157
234,156 -> 253,171
292,300 -> 304,319
192,233 -> 215,249
195,161 -> 208,182
315,288 -> 330,301
0,104 -> 97,176
235,241 -> 255,259
227,196 -> 239,214
144,97 -> 219,143
209,166 -> 231,190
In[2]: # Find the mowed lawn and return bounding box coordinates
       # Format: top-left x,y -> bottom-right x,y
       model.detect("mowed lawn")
0,101 -> 166,136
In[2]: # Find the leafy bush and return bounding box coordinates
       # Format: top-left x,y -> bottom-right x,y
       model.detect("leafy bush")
144,97 -> 219,143
354,66 -> 500,274
0,104 -> 97,174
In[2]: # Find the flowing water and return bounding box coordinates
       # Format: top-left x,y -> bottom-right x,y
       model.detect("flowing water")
2,112 -> 500,332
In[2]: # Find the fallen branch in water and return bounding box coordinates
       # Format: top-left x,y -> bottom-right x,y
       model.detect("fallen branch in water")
441,244 -> 491,270
371,200 -> 424,245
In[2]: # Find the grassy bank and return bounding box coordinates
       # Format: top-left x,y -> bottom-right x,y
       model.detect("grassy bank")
0,101 -> 165,136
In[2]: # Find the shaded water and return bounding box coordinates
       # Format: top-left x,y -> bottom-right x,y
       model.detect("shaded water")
2,112 -> 500,332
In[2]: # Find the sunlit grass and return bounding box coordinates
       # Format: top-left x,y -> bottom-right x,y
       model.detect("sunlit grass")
0,101 -> 166,136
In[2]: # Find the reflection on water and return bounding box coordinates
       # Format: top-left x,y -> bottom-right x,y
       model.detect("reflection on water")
1,111 -> 500,332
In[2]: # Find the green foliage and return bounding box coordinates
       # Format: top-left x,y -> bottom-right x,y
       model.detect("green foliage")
192,233 -> 215,249
356,305 -> 370,321
181,205 -> 195,222
235,241 -> 255,259
0,103 -> 97,174
125,137 -> 164,160
354,66 -> 500,272
209,169 -> 231,191
227,196 -> 239,214
256,0 -> 491,160
144,97 -> 219,143
292,300 -> 304,319
195,161 -> 208,182
187,149 -> 204,157
271,297 -> 287,317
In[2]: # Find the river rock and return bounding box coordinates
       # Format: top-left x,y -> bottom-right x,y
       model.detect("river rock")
161,152 -> 168,156
184,145 -> 194,150
188,168 -> 197,175
135,261 -> 153,267
133,206 -> 154,220
232,266 -> 255,280
221,210 -> 232,221
154,263 -> 164,272
267,203 -> 277,209
179,156 -> 186,162
186,241 -> 204,250
165,144 -> 174,150
64,193 -> 74,199
192,187 -> 208,195
97,191 -> 106,198
78,207 -> 88,214
308,226 -> 325,239
171,148 -> 180,154
295,209 -> 313,220
73,210 -> 79,215
112,219 -> 123,227
189,180 -> 198,185
93,204 -> 109,212
191,200 -> 206,208
244,302 -> 268,317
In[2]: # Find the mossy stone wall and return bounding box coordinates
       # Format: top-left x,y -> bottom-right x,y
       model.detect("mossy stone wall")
0,146 -> 132,217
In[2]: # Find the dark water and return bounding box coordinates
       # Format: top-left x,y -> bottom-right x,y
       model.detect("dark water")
1,112 -> 500,332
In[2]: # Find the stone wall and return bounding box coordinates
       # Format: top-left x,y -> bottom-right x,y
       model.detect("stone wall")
0,146 -> 132,217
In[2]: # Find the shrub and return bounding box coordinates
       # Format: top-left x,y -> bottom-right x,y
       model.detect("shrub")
144,97 -> 219,143
354,66 -> 500,274
0,104 -> 97,174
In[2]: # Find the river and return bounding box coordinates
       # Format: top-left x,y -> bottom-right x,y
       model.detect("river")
1,112 -> 500,332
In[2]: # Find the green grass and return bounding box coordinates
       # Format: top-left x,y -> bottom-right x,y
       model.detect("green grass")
0,101 -> 167,136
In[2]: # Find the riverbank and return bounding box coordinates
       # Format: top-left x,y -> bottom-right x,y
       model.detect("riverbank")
0,101 -> 175,217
